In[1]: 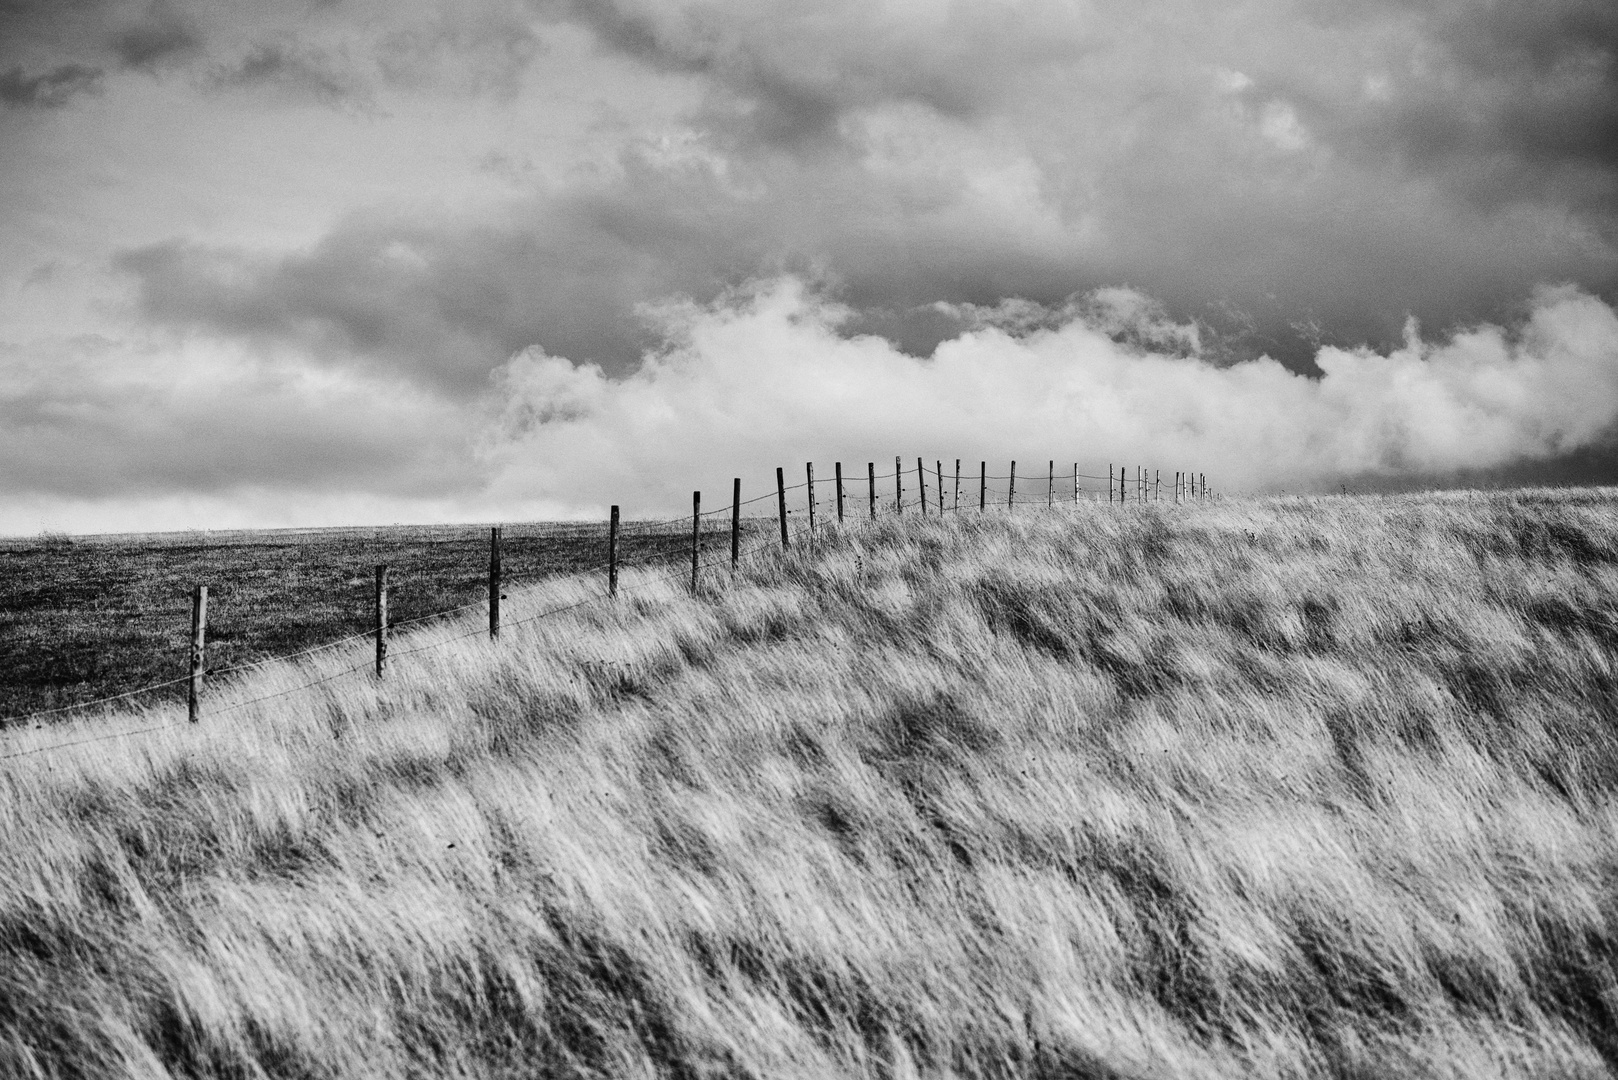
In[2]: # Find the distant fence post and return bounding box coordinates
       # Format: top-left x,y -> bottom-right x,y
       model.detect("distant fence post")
188,584 -> 207,723
609,506 -> 620,597
1047,460 -> 1054,510
488,526 -> 501,641
777,468 -> 790,549
1073,463 -> 1079,505
979,461 -> 986,511
807,462 -> 817,536
690,491 -> 701,592
918,457 -> 928,516
1154,470 -> 1160,503
731,478 -> 741,571
835,462 -> 845,523
1108,465 -> 1114,504
374,566 -> 388,678
1201,473 -> 1206,501
867,462 -> 876,519
937,460 -> 945,515
895,456 -> 903,515
1008,461 -> 1016,512
954,459 -> 961,511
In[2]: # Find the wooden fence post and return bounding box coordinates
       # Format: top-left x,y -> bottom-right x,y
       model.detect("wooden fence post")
807,462 -> 817,536
374,566 -> 388,678
690,491 -> 701,592
954,459 -> 961,511
937,460 -> 945,515
979,461 -> 986,511
488,526 -> 501,641
1109,465 -> 1114,504
777,467 -> 790,549
867,462 -> 876,519
1047,460 -> 1054,510
188,584 -> 207,723
835,462 -> 844,523
1073,463 -> 1079,505
1201,473 -> 1206,501
731,478 -> 741,571
1008,461 -> 1016,512
1154,470 -> 1160,503
609,506 -> 619,597
895,456 -> 903,515
918,457 -> 928,516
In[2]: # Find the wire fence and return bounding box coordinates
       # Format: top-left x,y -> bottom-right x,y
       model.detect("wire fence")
0,458 -> 1211,758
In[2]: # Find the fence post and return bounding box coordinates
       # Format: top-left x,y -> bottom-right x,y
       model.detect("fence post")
937,460 -> 945,515
979,461 -> 986,511
1201,473 -> 1206,501
868,462 -> 876,519
807,462 -> 816,536
731,478 -> 741,571
1108,465 -> 1114,504
954,459 -> 961,511
374,566 -> 388,678
1047,460 -> 1054,510
690,491 -> 701,592
488,526 -> 501,641
777,467 -> 790,549
1073,463 -> 1079,505
187,584 -> 207,723
895,456 -> 903,514
835,462 -> 844,523
1008,461 -> 1016,512
918,457 -> 928,516
609,506 -> 619,596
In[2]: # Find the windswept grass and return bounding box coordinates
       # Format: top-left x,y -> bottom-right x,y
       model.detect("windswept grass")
4,489 -> 1618,1078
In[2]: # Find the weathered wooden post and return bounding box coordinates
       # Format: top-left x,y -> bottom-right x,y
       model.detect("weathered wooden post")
731,478 -> 741,571
690,491 -> 701,592
608,506 -> 619,597
776,467 -> 790,549
918,457 -> 928,516
1109,465 -> 1115,504
936,460 -> 945,515
1008,461 -> 1016,512
488,526 -> 501,641
895,456 -> 903,514
954,459 -> 961,511
835,462 -> 845,523
979,461 -> 986,511
1201,473 -> 1206,500
1073,463 -> 1079,505
374,566 -> 388,678
1047,460 -> 1054,510
1154,470 -> 1160,502
807,462 -> 817,536
188,584 -> 207,723
867,462 -> 876,519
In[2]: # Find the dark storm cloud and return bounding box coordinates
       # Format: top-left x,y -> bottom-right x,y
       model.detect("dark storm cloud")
109,0 -> 202,70
205,41 -> 367,105
0,62 -> 103,107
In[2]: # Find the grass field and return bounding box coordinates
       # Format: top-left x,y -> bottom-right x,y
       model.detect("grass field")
0,518 -> 758,724
4,489 -> 1618,1078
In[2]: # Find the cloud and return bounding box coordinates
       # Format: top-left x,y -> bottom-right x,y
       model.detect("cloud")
110,0 -> 202,70
0,62 -> 103,108
479,277 -> 1618,511
205,40 -> 369,106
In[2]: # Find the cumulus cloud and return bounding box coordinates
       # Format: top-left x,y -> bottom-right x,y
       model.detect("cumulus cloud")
0,63 -> 104,108
479,277 -> 1618,512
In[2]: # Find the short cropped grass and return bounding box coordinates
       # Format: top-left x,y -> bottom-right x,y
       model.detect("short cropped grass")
4,489 -> 1618,1078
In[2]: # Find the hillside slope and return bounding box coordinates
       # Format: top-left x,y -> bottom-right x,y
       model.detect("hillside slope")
5,490 -> 1618,1079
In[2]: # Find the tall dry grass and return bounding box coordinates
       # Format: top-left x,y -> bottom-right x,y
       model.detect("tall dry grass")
4,489 -> 1618,1078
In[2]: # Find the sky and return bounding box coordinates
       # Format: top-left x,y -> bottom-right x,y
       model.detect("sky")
1,0 -> 1616,533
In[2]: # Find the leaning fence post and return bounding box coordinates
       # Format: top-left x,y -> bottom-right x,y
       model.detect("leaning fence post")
777,467 -> 790,549
867,461 -> 876,519
835,462 -> 845,523
895,456 -> 903,514
690,491 -> 701,592
609,506 -> 619,596
807,462 -> 817,536
1008,460 -> 1016,512
918,457 -> 928,516
488,526 -> 502,641
374,566 -> 388,678
731,478 -> 741,571
188,584 -> 207,723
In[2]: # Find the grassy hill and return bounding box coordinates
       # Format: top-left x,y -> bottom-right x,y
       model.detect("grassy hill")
4,489 -> 1618,1078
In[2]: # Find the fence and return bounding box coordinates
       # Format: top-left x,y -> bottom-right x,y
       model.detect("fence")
0,458 -> 1211,759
